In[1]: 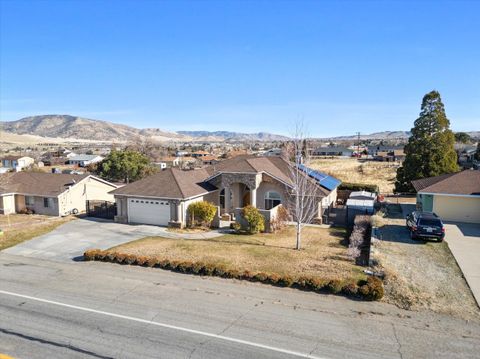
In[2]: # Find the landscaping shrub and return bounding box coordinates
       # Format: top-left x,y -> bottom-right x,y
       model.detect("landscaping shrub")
326,279 -> 344,294
136,256 -> 149,266
341,282 -> 359,296
82,249 -> 384,301
339,182 -> 379,193
242,205 -> 265,234
270,205 -> 289,233
187,201 -> 217,228
83,249 -> 97,261
359,276 -> 384,300
277,275 -> 294,287
232,222 -> 242,233
146,258 -> 158,267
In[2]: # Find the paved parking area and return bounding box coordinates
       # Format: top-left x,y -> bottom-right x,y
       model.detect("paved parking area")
3,218 -> 223,262
445,223 -> 480,307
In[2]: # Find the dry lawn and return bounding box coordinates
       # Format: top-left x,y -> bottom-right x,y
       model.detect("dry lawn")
371,204 -> 480,320
0,214 -> 73,251
110,226 -> 366,281
310,158 -> 399,193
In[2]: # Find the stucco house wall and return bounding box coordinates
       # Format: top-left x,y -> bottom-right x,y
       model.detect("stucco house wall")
256,181 -> 287,210
58,177 -> 116,215
28,196 -> 60,216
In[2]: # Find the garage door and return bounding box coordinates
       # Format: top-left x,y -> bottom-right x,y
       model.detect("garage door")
127,198 -> 171,226
433,195 -> 480,224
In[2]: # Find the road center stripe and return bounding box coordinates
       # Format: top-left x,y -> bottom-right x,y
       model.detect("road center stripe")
0,289 -> 325,359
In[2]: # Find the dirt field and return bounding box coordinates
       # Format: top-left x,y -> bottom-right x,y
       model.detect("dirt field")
310,158 -> 399,193
110,226 -> 366,281
371,203 -> 479,320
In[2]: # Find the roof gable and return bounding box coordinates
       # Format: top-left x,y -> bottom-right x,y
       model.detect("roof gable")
412,170 -> 480,195
0,172 -> 91,197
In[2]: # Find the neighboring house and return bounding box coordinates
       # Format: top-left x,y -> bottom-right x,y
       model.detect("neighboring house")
201,155 -> 218,165
0,172 -> 118,216
156,156 -> 180,168
412,170 -> 480,224
368,145 -> 405,162
111,155 -> 341,228
175,150 -> 190,157
262,148 -> 282,156
69,154 -> 104,167
312,147 -> 353,157
0,156 -> 35,171
191,150 -> 210,158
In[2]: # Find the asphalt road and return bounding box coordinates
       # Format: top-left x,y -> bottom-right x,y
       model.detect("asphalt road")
0,253 -> 479,359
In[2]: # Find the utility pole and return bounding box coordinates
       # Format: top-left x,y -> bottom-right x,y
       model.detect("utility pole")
356,132 -> 361,156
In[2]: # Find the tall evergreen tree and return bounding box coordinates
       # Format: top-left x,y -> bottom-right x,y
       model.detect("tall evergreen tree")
395,91 -> 458,193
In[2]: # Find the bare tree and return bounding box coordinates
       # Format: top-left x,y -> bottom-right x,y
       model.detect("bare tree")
284,121 -> 323,250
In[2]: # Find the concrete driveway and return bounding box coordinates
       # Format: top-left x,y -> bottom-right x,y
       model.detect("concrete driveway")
445,222 -> 480,307
3,218 -> 223,262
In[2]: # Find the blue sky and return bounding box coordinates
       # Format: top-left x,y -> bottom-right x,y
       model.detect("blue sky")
1,0 -> 479,137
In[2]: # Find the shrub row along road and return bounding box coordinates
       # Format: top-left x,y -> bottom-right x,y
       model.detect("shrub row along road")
0,253 -> 479,359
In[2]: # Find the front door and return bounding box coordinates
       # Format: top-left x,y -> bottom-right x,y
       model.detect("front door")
242,190 -> 250,207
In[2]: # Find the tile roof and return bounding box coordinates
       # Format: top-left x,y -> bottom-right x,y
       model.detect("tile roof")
0,172 -> 90,197
412,170 -> 480,195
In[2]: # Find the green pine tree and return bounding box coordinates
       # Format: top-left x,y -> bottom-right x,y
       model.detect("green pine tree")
395,90 -> 459,193
97,149 -> 156,183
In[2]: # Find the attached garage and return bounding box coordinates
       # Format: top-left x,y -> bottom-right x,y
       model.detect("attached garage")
433,195 -> 480,224
127,198 -> 171,226
412,170 -> 480,225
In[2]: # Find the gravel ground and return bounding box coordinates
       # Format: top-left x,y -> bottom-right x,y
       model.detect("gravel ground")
372,204 -> 479,320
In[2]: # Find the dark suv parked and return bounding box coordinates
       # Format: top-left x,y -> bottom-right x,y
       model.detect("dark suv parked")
406,211 -> 445,242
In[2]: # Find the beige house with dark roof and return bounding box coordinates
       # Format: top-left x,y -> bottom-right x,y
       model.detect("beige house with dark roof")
111,155 -> 340,228
412,170 -> 480,224
0,172 -> 118,216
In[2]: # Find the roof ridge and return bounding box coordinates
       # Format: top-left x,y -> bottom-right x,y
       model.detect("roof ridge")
244,158 -> 260,172
170,168 -> 187,198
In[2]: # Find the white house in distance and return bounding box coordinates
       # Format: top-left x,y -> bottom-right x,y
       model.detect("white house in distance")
0,156 -> 35,172
69,154 -> 104,167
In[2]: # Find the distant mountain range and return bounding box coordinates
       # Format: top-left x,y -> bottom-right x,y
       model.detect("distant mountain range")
0,115 -> 288,142
177,130 -> 289,142
0,115 -> 478,143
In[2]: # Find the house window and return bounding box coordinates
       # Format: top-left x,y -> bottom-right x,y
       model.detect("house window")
264,191 -> 281,210
220,189 -> 225,208
25,196 -> 35,206
43,197 -> 54,208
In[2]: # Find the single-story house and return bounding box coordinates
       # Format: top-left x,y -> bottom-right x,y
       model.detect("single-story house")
155,156 -> 180,168
0,172 -> 117,216
412,170 -> 480,224
69,154 -> 104,167
1,156 -> 35,171
312,147 -> 353,157
111,155 -> 341,228
191,151 -> 211,158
